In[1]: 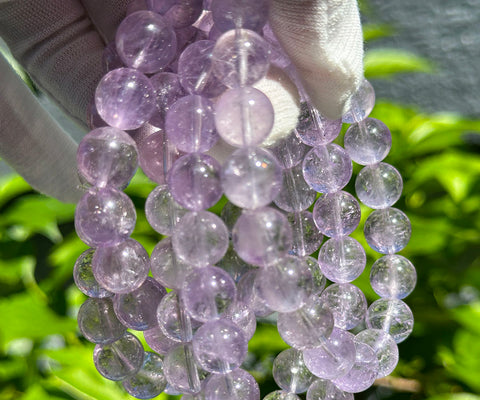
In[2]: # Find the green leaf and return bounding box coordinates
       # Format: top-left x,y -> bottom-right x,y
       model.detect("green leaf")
0,256 -> 35,285
451,303 -> 480,335
427,394 -> 480,400
0,175 -> 32,209
365,49 -> 434,78
363,23 -> 393,41
22,385 -> 64,400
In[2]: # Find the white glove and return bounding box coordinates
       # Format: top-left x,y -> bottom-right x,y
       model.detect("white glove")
0,0 -> 363,203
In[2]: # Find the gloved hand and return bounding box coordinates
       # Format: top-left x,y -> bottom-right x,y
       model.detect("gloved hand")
0,0 -> 363,203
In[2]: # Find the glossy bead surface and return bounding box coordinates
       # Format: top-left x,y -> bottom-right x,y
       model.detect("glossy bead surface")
273,349 -> 315,394
263,391 -> 301,400
122,352 -> 167,399
267,130 -> 310,169
237,270 -> 273,318
145,185 -> 187,235
224,302 -> 257,340
73,249 -> 112,298
211,0 -> 269,32
305,257 -> 327,296
163,343 -> 202,394
366,299 -> 414,343
274,164 -> 317,213
287,211 -> 323,257
295,103 -> 342,147
149,72 -> 185,128
163,0 -> 203,29
157,291 -> 193,343
216,244 -> 251,283
306,379 -> 354,400
370,255 -> 417,299
342,79 -> 375,124
204,368 -> 260,400
144,326 -> 178,355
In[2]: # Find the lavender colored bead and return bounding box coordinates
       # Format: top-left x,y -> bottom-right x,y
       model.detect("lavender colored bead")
165,95 -> 219,153
356,329 -> 399,378
212,29 -> 270,87
93,333 -> 144,381
305,256 -> 327,295
173,211 -> 229,267
313,191 -> 361,238
77,127 -> 138,189
273,349 -> 315,394
237,270 -> 273,318
146,0 -> 176,14
144,326 -> 178,355
75,187 -> 136,247
233,207 -> 292,266
303,328 -> 356,380
342,79 -> 376,124
344,118 -> 392,165
205,368 -> 260,400
183,266 -> 237,322
87,100 -> 107,130
95,68 -> 156,130
274,164 -> 317,213
102,41 -> 124,73
356,163 -> 403,209
267,130 -> 310,169
178,40 -> 227,97
224,302 -> 257,340
149,72 -> 186,128
370,255 -> 417,299
295,103 -> 342,147
92,239 -> 149,294
306,379 -> 354,400
318,237 -> 366,283
302,144 -> 353,194
320,283 -> 367,330
264,391 -> 301,400
164,343 -> 202,394
168,153 -> 222,211
113,278 -> 167,331
163,0 -> 203,29
364,208 -> 411,254
157,291 -> 193,342
116,11 -> 177,73
216,244 -> 251,283
215,87 -> 274,147
366,299 -> 414,343
211,0 -> 269,32
123,352 -> 167,399
192,319 -> 247,373
73,249 -> 112,298
77,298 -> 126,344
222,147 -> 282,209
287,211 -> 323,257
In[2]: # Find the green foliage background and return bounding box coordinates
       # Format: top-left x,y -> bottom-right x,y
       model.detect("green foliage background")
0,20 -> 479,400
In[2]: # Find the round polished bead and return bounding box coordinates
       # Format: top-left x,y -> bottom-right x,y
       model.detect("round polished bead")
116,11 -> 177,73
274,164 -> 317,213
342,79 -> 376,124
77,127 -> 138,188
215,87 -> 274,147
163,343 -> 202,394
75,187 -> 136,247
173,211 -> 229,267
92,238 -> 149,294
78,298 -> 126,344
237,270 -> 273,318
95,68 -> 156,130
366,299 -> 414,343
364,208 -> 411,254
212,29 -> 270,87
113,278 -> 166,331
145,185 -> 187,235
370,255 -> 417,299
204,368 -> 260,400
216,244 -> 251,283
313,191 -> 361,238
295,103 -> 342,147
267,130 -> 310,169
233,207 -> 292,266
287,211 -> 323,257
192,319 -> 247,373
264,391 -> 301,400
320,283 -> 367,330
306,379 -> 354,400
123,352 -> 167,399
157,291 -> 194,343
305,256 -> 327,295
144,326 -> 178,355
302,144 -> 352,194
356,163 -> 403,209
273,349 -> 315,394
93,333 -> 144,381
73,249 -> 112,298
318,237 -> 366,283
211,0 -> 269,32
183,266 -> 237,322
344,118 -> 392,165
149,72 -> 185,128
222,147 -> 282,209
224,302 -> 257,340
163,0 -> 203,29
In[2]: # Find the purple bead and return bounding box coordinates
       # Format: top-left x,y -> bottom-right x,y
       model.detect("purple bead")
204,368 -> 260,400
157,291 -> 194,342
296,103 -> 342,147
77,127 -> 138,189
73,249 -> 113,298
264,391 -> 301,400
116,11 -> 177,73
216,244 -> 251,283
163,343 -> 202,394
366,299 -> 414,343
168,153 -> 222,211
302,144 -> 353,194
305,257 -> 327,296
211,0 -> 269,32
95,68 -> 156,130
75,187 -> 136,247
102,41 -> 124,73
273,348 -> 315,394
86,100 -> 107,130
163,0 -> 203,29
149,72 -> 186,128
144,326 -> 178,355
224,302 -> 257,340
287,211 -> 323,257
370,255 -> 417,299
122,352 -> 167,399
178,40 -> 227,97
306,379 -> 354,400
146,0 -> 176,14
267,131 -> 310,169
237,270 -> 273,318
342,79 -> 376,124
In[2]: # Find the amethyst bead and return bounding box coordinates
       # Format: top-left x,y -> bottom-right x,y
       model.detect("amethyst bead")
149,72 -> 185,128
122,352 -> 167,399
295,103 -> 342,147
370,255 -> 417,299
273,349 -> 315,394
144,326 -> 178,355
73,249 -> 113,298
211,0 -> 269,32
204,368 -> 260,400
342,79 -> 376,124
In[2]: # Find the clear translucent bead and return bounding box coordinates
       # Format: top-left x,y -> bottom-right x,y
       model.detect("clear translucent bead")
163,343 -> 203,394
263,391 -> 301,400
302,144 -> 352,194
320,283 -> 367,330
204,368 -> 260,400
355,328 -> 399,378
267,131 -> 310,170
305,257 -> 327,295
145,185 -> 187,235
255,255 -> 313,313
116,11 -> 177,73
172,211 -> 229,267
75,187 -> 136,247
237,270 -> 273,318
77,127 -> 138,188
342,79 -> 376,124
303,328 -> 356,380
157,291 -> 194,343
92,238 -> 149,294
73,249 -> 112,298
211,0 -> 269,32
277,296 -> 334,350
149,72 -> 186,128
162,0 -> 203,29
192,319 -> 248,373
287,211 -> 323,257
144,326 -> 178,355
222,147 -> 282,209
273,349 -> 315,394
122,352 -> 167,399
318,237 -> 366,283
364,208 -> 411,254
77,298 -> 126,344
306,379 -> 354,400
295,103 -> 342,147
113,278 -> 166,331
370,255 -> 417,299
355,163 -> 403,209
274,164 -> 317,213
344,118 -> 391,165
224,302 -> 257,340
216,244 -> 251,283
93,333 -> 144,381
366,299 -> 414,343
167,153 -> 222,211
183,266 -> 237,322
215,87 -> 274,147
232,207 -> 292,266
